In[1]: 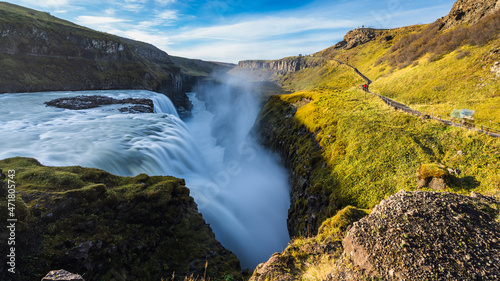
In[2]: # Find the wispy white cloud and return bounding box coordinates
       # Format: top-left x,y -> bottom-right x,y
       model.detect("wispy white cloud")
157,10 -> 178,20
119,0 -> 148,12
18,0 -> 70,8
173,16 -> 357,42
137,9 -> 179,28
104,8 -> 116,16
155,0 -> 176,6
76,15 -> 131,26
122,3 -> 143,12
120,29 -> 174,47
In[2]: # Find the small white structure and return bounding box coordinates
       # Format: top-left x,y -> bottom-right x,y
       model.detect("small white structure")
451,109 -> 475,120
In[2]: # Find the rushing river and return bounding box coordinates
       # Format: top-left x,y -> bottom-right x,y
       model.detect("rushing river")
0,88 -> 290,268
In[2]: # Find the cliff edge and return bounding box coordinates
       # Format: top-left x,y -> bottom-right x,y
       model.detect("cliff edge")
234,56 -> 325,81
0,158 -> 241,280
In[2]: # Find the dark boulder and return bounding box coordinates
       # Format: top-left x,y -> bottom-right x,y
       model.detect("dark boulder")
41,269 -> 84,281
45,95 -> 154,113
343,190 -> 500,280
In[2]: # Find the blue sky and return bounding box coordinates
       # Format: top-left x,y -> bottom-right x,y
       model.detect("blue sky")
6,0 -> 456,63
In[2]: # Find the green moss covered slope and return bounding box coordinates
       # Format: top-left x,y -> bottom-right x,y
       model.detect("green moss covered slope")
0,157 -> 241,281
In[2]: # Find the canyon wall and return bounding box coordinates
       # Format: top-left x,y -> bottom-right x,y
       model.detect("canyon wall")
0,3 -> 191,110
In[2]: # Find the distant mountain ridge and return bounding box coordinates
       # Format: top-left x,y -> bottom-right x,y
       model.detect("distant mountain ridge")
234,0 -> 500,80
0,2 -> 230,111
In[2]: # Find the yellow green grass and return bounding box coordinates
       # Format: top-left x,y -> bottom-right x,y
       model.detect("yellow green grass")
252,10 -> 500,280
370,45 -> 500,128
267,53 -> 500,210
317,18 -> 500,129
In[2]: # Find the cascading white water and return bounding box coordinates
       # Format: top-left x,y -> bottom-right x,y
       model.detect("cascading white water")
0,89 -> 290,268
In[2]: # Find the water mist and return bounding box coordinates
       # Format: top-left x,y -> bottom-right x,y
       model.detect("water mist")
187,74 -> 290,268
0,83 -> 290,269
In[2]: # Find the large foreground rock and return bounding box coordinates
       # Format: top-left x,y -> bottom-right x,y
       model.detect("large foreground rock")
343,190 -> 500,280
41,269 -> 84,281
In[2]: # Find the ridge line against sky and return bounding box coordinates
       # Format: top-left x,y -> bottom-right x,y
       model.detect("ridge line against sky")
5,0 -> 456,63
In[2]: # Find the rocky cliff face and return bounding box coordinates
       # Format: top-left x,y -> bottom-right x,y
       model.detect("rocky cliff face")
0,2 -> 191,111
439,0 -> 500,29
0,157 -> 241,281
237,56 -> 325,77
255,96 -> 336,238
331,28 -> 377,50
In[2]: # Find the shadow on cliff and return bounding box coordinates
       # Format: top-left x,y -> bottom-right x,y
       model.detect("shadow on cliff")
254,95 -> 343,238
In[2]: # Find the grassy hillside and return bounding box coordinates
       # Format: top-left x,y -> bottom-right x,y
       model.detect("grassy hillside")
259,59 -> 500,209
250,7 -> 500,280
249,11 -> 500,279
317,11 -> 500,129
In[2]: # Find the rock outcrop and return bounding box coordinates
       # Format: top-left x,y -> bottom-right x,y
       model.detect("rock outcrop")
439,0 -> 500,29
492,61 -> 500,78
41,269 -> 84,281
415,163 -> 451,190
0,2 -> 191,112
332,28 -> 377,50
44,95 -> 154,112
0,157 -> 241,281
236,56 -> 325,79
341,190 -> 500,280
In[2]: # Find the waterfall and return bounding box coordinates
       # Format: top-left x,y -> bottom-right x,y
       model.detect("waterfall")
0,89 -> 290,268
152,94 -> 180,117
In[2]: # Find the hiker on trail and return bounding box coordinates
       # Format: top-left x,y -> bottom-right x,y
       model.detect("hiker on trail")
365,83 -> 369,91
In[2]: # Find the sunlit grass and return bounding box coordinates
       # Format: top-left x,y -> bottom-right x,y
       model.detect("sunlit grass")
276,66 -> 500,208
